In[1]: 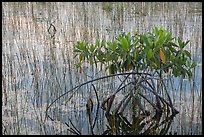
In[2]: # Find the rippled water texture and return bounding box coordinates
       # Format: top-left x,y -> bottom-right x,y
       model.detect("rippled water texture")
2,2 -> 202,135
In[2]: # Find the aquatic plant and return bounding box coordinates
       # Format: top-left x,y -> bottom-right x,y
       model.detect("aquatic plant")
102,2 -> 113,13
47,26 -> 197,135
73,26 -> 196,80
72,26 -> 196,135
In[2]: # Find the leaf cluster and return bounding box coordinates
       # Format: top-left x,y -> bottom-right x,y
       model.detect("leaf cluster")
74,26 -> 197,80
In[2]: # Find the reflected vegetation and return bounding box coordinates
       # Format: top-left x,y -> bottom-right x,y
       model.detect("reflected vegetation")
2,2 -> 202,135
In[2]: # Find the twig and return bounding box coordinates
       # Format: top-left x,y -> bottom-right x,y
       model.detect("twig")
68,118 -> 81,135
47,72 -> 152,114
92,84 -> 100,129
101,82 -> 133,112
140,83 -> 179,115
114,73 -> 131,95
115,93 -> 131,114
119,92 -> 133,114
64,122 -> 80,135
138,92 -> 159,111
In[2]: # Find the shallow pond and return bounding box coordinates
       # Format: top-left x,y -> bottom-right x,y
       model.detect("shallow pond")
2,2 -> 202,135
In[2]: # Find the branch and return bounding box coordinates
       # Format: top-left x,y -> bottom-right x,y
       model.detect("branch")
46,72 -> 152,114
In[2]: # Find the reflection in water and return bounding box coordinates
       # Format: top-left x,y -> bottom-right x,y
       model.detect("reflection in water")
104,111 -> 175,135
2,2 -> 202,135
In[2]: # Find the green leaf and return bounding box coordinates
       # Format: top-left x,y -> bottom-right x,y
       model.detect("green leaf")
178,37 -> 184,48
148,33 -> 155,42
149,41 -> 153,47
79,54 -> 85,62
112,53 -> 118,61
95,39 -> 100,47
165,32 -> 172,43
107,41 -> 112,48
183,50 -> 191,59
120,37 -> 129,51
81,41 -> 87,50
90,44 -> 95,52
101,40 -> 106,47
73,49 -> 82,53
153,27 -> 159,37
169,42 -> 179,47
108,41 -> 117,51
183,40 -> 190,48
155,34 -> 161,46
147,49 -> 153,60
157,34 -> 165,46
113,41 -> 118,49
191,62 -> 197,68
169,46 -> 177,53
142,35 -> 150,47
187,61 -> 191,67
73,28 -> 196,79
170,54 -> 174,62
